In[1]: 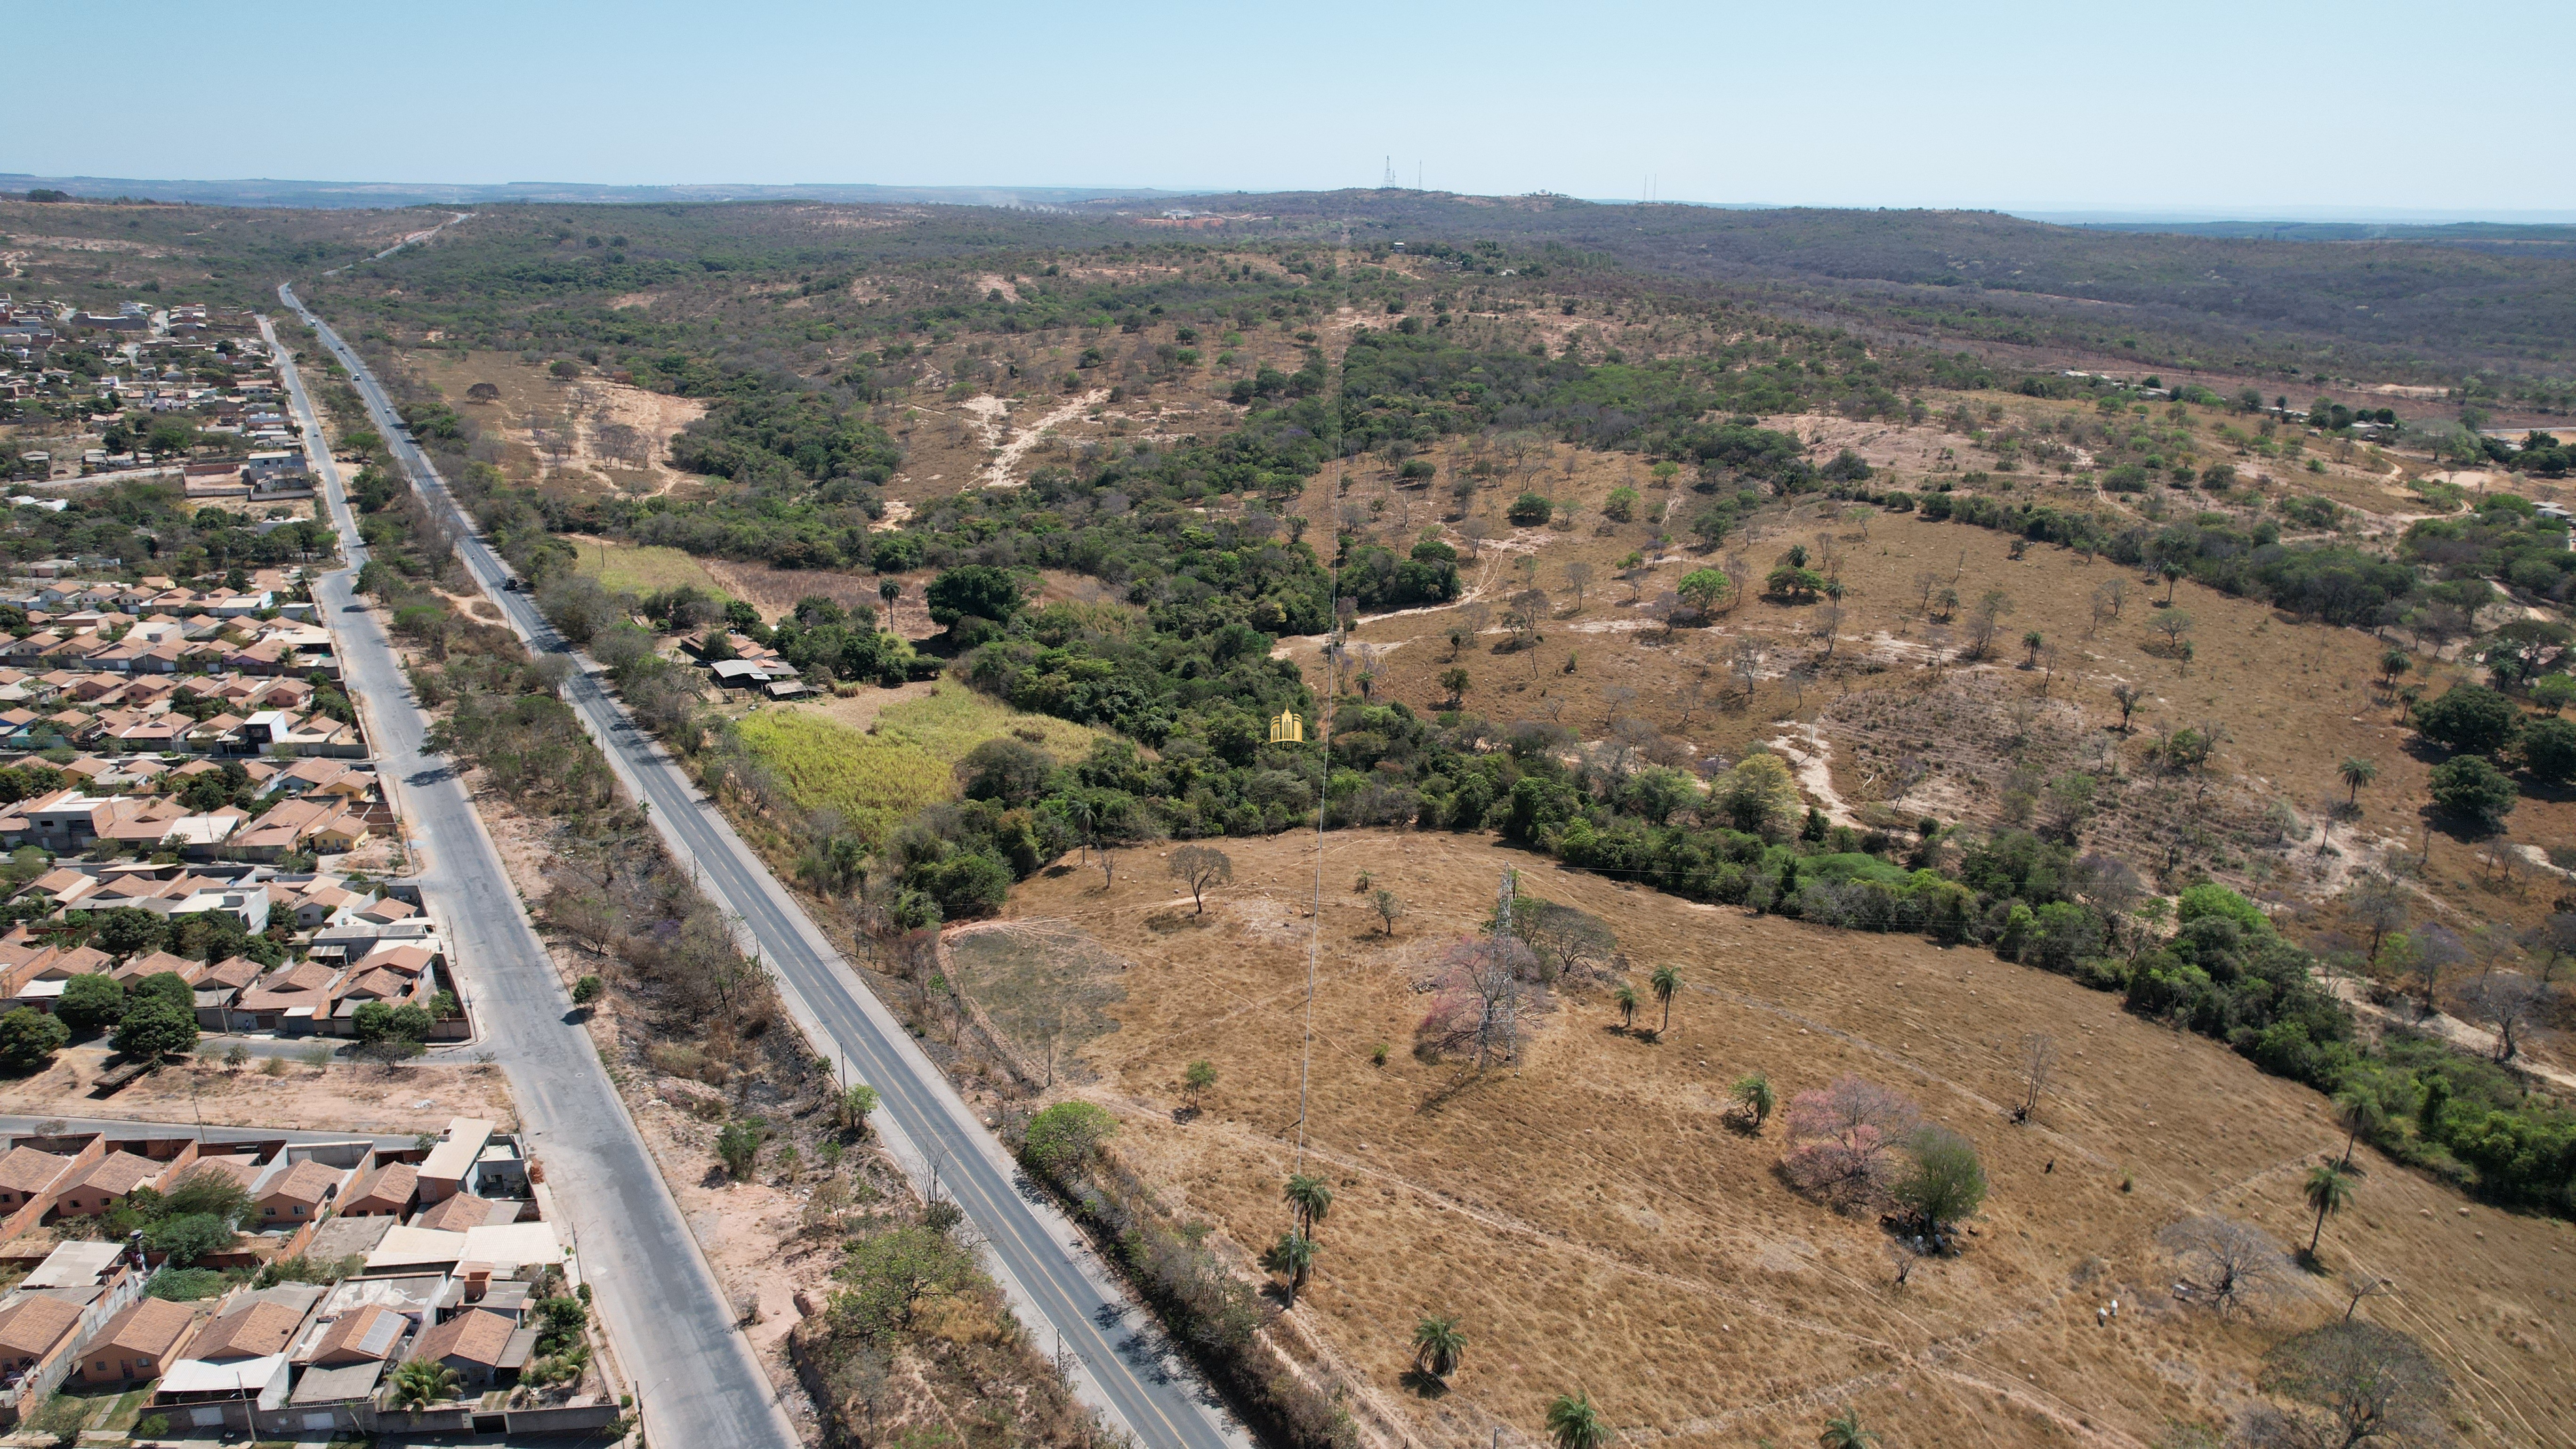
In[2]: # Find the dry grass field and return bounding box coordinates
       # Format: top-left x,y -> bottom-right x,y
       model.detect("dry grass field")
1274,406 -> 2576,1076
987,829 -> 2576,1449
413,348 -> 709,499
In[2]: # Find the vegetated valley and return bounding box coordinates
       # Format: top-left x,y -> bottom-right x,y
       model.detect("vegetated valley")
21,189 -> 2573,1448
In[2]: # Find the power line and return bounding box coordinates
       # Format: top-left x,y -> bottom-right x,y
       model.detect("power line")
1295,474 -> 1341,1177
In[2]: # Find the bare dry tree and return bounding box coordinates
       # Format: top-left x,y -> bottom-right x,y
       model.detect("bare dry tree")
1562,560 -> 1595,611
2163,1216 -> 2290,1316
2011,1032 -> 2058,1124
2457,971 -> 2546,1061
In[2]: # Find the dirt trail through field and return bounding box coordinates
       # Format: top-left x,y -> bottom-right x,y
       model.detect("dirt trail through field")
977,389 -> 1106,488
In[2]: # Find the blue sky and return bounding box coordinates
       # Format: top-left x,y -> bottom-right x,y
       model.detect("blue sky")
20,0 -> 2573,215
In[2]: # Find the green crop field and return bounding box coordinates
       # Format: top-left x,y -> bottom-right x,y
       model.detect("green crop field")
566,538 -> 725,598
873,685 -> 1101,765
733,709 -> 950,843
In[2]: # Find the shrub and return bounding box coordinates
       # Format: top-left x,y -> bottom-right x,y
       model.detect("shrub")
716,1119 -> 765,1180
146,1213 -> 233,1266
2176,882 -> 2265,934
145,1266 -> 228,1301
1506,493 -> 1553,526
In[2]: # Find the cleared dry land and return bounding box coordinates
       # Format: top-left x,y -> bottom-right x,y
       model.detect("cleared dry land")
984,829 -> 2575,1449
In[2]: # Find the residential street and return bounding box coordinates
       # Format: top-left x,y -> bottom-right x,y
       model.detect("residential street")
264,307 -> 798,1449
276,287 -> 1248,1449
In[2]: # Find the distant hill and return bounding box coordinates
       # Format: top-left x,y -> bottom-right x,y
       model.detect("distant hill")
0,174 -> 1183,211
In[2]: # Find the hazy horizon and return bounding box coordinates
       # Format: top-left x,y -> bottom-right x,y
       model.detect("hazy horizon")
19,0 -> 2570,216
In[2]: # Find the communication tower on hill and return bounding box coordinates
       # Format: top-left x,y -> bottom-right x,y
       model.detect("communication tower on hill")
1382,155 -> 1398,188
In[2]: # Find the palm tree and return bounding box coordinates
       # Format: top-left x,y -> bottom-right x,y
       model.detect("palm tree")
2332,1088 -> 2383,1169
1731,1074 -> 1775,1131
1266,1231 -> 1317,1305
2338,757 -> 2378,804
1612,983 -> 1637,1031
1649,965 -> 1681,1036
2304,1161 -> 2354,1259
1818,1407 -> 1879,1449
2378,647 -> 2410,692
2159,560 -> 2185,604
1284,1172 -> 1333,1244
389,1359 -> 459,1412
1546,1392 -> 1606,1449
1411,1315 -> 1465,1379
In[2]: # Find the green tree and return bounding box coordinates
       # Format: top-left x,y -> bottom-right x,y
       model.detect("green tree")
113,998 -> 197,1059
0,1007 -> 67,1074
2530,672 -> 2576,715
1676,568 -> 1731,617
1284,1172 -> 1334,1242
2414,683 -> 2522,756
924,565 -> 1028,628
1022,1100 -> 1116,1175
2428,755 -> 2516,825
94,906 -> 168,958
1371,887 -> 1405,935
1731,1074 -> 1776,1131
1546,1392 -> 1606,1449
1650,965 -> 1681,1035
1412,1315 -> 1465,1379
834,1224 -> 981,1335
571,974 -> 604,1005
834,1083 -> 881,1134
1817,1408 -> 1881,1449
56,973 -> 124,1036
1182,1059 -> 1217,1111
715,1119 -> 765,1181
1890,1127 -> 1988,1232
1168,845 -> 1233,914
2337,757 -> 2378,804
2303,1161 -> 2353,1260
134,973 -> 193,1014
388,1359 -> 459,1411
2522,716 -> 2576,784
1507,493 -> 1553,526
1612,982 -> 1637,1030
1439,666 -> 1471,706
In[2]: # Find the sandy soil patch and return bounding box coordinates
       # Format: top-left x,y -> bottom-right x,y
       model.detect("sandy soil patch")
0,1046 -> 510,1138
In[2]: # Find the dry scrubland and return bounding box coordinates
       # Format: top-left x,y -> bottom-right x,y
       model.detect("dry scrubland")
1292,403 -> 2576,1031
412,348 -> 708,500
994,829 -> 2575,1449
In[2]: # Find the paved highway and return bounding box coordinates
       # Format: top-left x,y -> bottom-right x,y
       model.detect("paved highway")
276,288 -> 1247,1449
265,307 -> 798,1449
